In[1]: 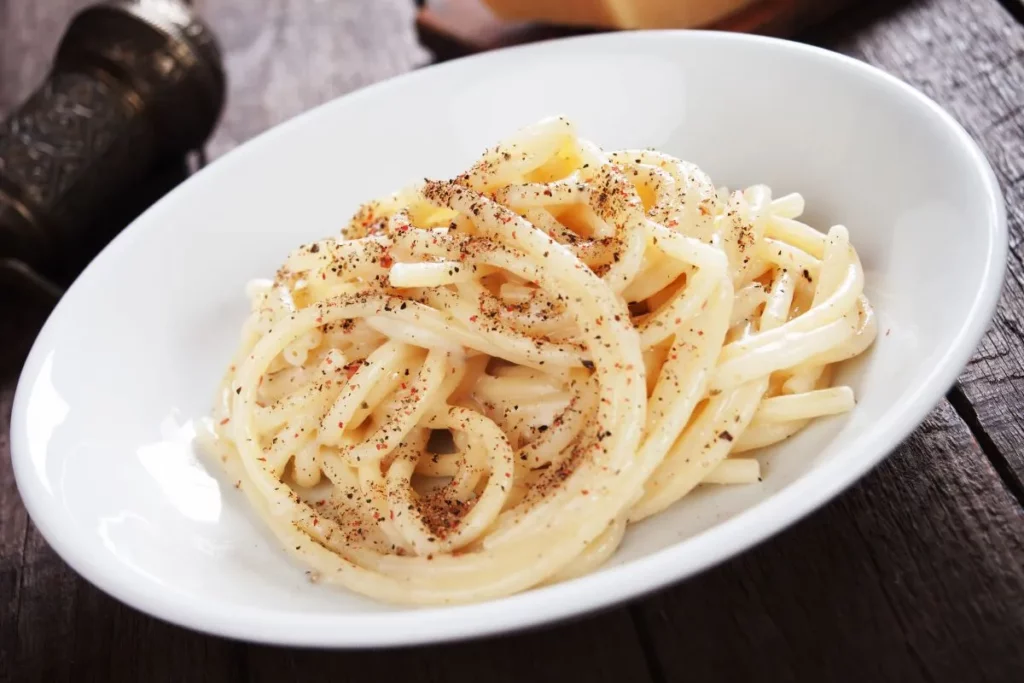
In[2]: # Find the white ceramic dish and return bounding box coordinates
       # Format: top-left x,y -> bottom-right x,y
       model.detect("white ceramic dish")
11,31 -> 1005,647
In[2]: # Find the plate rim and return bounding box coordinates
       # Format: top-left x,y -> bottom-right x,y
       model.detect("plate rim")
10,29 -> 1008,647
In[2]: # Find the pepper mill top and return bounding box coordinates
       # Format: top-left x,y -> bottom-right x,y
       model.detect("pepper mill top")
0,0 -> 226,274
59,0 -> 227,154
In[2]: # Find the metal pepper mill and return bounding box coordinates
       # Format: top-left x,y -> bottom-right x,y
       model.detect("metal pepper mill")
0,0 -> 226,372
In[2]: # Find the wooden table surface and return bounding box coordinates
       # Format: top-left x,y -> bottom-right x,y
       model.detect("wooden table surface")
2,0 -> 1023,680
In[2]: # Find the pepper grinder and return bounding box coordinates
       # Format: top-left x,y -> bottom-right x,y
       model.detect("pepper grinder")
0,0 -> 226,372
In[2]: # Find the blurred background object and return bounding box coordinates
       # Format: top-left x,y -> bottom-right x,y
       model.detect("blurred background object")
482,0 -> 766,27
417,0 -> 856,58
0,0 -> 225,372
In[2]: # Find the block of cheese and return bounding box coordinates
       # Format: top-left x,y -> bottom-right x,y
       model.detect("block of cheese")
417,0 -> 857,62
479,0 -> 762,29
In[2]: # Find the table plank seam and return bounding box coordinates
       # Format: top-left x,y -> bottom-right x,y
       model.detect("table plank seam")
948,385 -> 1024,508
906,0 -> 1024,491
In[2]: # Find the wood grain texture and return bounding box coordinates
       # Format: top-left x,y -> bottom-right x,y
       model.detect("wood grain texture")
245,610 -> 652,683
0,381 -> 29,682
633,400 -> 1024,682
196,0 -> 431,158
818,0 -> 1024,495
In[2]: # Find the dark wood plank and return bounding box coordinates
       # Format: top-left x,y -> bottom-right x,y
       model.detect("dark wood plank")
817,0 -> 1024,495
197,0 -> 431,158
633,400 -> 1024,682
0,381 -> 30,682
67,586 -> 245,683
245,610 -> 652,683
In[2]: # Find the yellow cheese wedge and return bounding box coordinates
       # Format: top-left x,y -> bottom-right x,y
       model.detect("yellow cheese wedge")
480,0 -> 761,29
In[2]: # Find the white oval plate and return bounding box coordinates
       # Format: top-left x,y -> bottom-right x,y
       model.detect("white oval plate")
12,31 -> 1005,647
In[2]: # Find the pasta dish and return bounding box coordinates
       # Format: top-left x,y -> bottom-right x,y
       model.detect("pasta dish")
202,117 -> 875,605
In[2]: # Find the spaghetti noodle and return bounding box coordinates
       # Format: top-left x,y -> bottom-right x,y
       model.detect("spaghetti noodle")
202,117 -> 876,604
